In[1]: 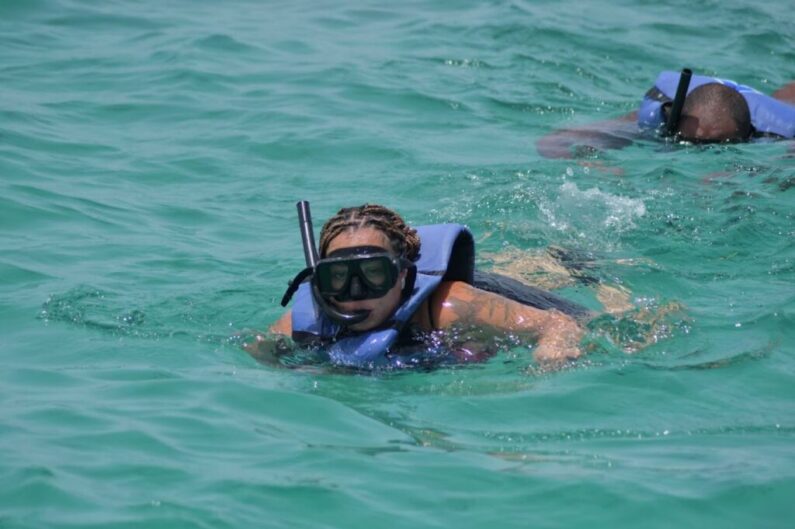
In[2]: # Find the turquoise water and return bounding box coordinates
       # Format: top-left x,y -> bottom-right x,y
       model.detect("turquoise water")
2,0 -> 794,526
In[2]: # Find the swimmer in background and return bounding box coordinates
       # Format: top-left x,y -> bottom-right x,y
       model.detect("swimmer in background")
536,70 -> 795,159
246,203 -> 597,369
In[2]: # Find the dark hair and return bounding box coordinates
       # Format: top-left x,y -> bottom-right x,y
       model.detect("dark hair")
680,82 -> 752,139
319,204 -> 421,261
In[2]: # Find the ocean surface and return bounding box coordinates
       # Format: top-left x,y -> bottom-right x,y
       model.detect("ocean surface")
1,0 -> 794,527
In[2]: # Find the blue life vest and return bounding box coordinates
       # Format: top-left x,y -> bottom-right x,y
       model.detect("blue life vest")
638,71 -> 795,138
290,224 -> 475,370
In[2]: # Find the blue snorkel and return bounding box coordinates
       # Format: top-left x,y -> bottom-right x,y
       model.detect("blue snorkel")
281,201 -> 370,327
664,68 -> 693,137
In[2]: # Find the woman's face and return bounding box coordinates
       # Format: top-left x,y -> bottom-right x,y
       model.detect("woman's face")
324,227 -> 406,332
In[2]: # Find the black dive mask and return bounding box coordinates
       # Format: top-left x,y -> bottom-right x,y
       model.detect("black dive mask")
315,246 -> 408,302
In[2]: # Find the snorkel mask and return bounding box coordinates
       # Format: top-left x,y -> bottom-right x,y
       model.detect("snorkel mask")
280,201 -> 415,327
315,246 -> 410,302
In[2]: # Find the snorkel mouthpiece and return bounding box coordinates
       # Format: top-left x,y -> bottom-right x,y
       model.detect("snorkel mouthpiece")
664,68 -> 693,138
311,283 -> 371,326
292,200 -> 370,326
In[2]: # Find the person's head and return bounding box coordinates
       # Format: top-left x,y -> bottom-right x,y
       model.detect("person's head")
316,204 -> 420,331
673,82 -> 752,143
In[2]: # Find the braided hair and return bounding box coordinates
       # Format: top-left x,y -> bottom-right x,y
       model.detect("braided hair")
319,204 -> 421,261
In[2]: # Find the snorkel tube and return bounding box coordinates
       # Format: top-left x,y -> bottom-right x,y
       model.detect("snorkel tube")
663,68 -> 693,137
293,200 -> 370,327
297,200 -> 318,268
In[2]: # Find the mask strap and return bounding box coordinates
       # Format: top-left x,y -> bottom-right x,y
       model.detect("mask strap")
281,267 -> 313,307
400,261 -> 417,300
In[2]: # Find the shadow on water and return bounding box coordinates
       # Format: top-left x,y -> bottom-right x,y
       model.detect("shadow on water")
40,287 -> 148,334
639,339 -> 777,371
37,285 -> 246,346
37,279 -> 777,383
38,282 -> 704,374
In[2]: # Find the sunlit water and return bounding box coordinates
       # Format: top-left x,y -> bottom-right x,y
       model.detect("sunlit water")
1,0 -> 793,527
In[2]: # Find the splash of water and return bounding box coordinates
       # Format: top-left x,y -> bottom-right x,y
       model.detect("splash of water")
539,181 -> 647,249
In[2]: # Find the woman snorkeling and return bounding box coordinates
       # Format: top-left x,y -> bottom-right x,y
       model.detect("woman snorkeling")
245,202 -> 601,370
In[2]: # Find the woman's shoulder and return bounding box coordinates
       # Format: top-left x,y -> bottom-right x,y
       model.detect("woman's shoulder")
433,280 -> 475,301
425,281 -> 492,329
410,281 -> 470,331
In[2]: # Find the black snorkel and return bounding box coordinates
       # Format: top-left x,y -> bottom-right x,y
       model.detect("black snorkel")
297,200 -> 318,269
280,200 -> 370,327
663,68 -> 693,138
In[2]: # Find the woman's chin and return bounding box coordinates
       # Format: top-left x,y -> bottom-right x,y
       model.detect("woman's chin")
338,312 -> 383,332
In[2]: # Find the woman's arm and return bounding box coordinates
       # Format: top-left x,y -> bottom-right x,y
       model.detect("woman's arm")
241,311 -> 292,363
270,311 -> 292,335
535,112 -> 638,160
429,281 -> 584,362
772,82 -> 795,104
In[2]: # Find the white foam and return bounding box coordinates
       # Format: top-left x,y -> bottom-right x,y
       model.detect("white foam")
539,182 -> 646,248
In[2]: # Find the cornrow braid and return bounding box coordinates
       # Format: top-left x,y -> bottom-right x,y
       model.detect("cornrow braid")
319,204 -> 421,261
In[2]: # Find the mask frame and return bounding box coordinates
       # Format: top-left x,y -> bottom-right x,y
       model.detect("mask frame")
314,249 -> 404,302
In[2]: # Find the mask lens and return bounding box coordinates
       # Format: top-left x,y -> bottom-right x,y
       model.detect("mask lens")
316,262 -> 350,296
359,259 -> 388,287
329,263 -> 350,291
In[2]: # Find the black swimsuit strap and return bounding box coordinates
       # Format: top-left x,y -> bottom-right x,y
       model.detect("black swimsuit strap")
427,290 -> 436,329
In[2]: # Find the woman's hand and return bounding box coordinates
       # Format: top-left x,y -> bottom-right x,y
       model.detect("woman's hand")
532,309 -> 584,362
